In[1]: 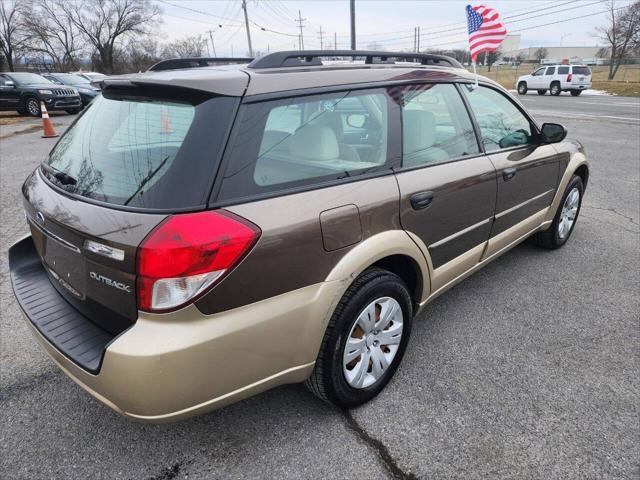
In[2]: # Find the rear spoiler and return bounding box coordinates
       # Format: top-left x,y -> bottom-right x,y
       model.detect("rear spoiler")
147,57 -> 254,72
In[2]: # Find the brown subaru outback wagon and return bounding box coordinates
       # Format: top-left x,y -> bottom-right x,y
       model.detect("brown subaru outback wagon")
9,51 -> 589,422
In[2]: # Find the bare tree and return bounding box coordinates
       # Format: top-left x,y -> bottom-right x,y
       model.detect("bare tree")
60,0 -> 161,73
0,0 -> 28,71
126,37 -> 159,72
161,35 -> 208,59
486,49 -> 501,72
22,0 -> 84,71
596,0 -> 639,79
534,47 -> 548,64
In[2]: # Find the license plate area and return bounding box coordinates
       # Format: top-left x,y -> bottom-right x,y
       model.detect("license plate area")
42,231 -> 87,299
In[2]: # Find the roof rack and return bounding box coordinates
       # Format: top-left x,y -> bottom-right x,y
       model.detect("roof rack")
247,50 -> 463,70
148,57 -> 254,72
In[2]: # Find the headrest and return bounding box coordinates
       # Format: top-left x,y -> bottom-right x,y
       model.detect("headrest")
289,125 -> 340,161
403,109 -> 437,153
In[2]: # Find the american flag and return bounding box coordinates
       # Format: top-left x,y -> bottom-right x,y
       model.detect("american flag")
466,5 -> 507,62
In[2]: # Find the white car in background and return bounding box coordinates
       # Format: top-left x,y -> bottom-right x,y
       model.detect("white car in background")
516,64 -> 592,96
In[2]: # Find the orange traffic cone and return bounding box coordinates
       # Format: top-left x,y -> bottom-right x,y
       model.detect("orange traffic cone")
40,102 -> 58,138
160,106 -> 173,134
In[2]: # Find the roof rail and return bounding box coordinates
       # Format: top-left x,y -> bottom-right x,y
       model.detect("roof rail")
148,57 -> 254,72
247,50 -> 463,70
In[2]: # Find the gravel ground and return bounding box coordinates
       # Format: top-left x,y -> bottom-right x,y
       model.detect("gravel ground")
0,96 -> 638,479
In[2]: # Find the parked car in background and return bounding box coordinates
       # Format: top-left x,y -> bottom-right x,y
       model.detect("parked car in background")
0,72 -> 82,116
42,73 -> 100,107
517,64 -> 592,96
70,71 -> 107,83
8,50 -> 589,422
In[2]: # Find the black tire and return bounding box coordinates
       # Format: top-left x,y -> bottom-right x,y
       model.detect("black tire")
550,82 -> 561,96
305,267 -> 413,408
570,90 -> 582,97
66,108 -> 81,114
532,175 -> 584,249
24,96 -> 41,117
517,82 -> 528,95
537,89 -> 547,95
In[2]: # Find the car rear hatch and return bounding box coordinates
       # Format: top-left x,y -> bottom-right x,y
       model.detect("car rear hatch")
10,79 -> 244,372
571,66 -> 592,86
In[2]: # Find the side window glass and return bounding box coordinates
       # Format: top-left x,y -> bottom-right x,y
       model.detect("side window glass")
533,68 -> 545,76
545,67 -> 556,75
218,89 -> 390,201
400,83 -> 479,168
558,66 -> 570,75
461,85 -> 535,152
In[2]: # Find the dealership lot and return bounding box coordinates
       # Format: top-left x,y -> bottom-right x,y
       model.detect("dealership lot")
1,95 -> 638,479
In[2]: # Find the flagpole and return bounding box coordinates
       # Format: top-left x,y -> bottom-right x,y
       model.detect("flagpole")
472,60 -> 479,88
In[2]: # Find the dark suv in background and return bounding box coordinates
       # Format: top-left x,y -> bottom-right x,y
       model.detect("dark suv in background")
8,51 -> 589,422
42,73 -> 100,107
0,72 -> 82,116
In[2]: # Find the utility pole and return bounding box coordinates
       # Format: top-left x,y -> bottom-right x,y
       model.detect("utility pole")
413,27 -> 416,52
206,30 -> 217,57
318,25 -> 325,50
417,26 -> 421,52
295,10 -> 306,50
241,0 -> 253,57
350,0 -> 356,50
335,32 -> 337,50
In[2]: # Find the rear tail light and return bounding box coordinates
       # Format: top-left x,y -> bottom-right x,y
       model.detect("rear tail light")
137,210 -> 260,312
567,73 -> 573,82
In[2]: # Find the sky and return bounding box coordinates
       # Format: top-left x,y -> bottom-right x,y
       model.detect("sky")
155,0 -> 631,57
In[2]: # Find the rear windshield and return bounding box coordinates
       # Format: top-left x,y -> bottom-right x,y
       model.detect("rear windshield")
572,66 -> 591,75
43,88 -> 237,210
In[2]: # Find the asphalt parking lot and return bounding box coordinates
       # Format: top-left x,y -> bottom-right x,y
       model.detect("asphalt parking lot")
1,94 -> 638,479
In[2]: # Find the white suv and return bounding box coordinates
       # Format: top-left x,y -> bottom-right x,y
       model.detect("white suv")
517,64 -> 592,96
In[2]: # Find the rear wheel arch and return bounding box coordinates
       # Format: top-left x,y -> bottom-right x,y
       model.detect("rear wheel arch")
372,254 -> 423,310
324,230 -> 431,306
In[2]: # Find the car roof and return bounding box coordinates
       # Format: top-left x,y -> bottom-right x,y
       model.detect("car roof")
99,61 -> 485,98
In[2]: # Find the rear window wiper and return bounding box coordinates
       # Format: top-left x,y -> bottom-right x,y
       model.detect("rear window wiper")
41,163 -> 77,186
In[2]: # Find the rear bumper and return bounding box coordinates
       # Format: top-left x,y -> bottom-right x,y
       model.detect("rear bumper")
9,236 -> 338,422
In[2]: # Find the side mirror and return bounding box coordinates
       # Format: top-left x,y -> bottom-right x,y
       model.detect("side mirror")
346,113 -> 367,129
541,122 -> 567,143
4,80 -> 15,87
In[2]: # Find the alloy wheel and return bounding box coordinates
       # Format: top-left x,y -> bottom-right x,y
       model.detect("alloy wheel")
26,99 -> 40,116
558,187 -> 580,240
343,297 -> 403,389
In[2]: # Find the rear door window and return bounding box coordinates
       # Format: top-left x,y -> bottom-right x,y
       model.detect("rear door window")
43,89 -> 238,210
558,66 -> 570,75
217,89 -> 392,201
401,83 -> 479,167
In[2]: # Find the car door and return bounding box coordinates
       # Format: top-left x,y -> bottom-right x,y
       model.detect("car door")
528,67 -> 546,89
0,75 -> 20,109
460,84 -> 562,258
544,66 -> 556,89
394,83 -> 497,292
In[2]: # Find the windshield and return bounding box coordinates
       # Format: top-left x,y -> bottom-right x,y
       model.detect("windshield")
42,89 -> 238,210
53,73 -> 90,85
10,73 -> 52,85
